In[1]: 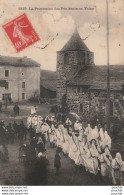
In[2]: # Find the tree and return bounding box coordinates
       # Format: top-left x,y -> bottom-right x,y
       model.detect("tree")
50,105 -> 59,117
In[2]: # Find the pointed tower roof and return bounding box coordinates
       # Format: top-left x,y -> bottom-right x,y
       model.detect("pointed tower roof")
60,28 -> 90,52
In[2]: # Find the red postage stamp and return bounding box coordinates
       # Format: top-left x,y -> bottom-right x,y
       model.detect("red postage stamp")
2,13 -> 40,52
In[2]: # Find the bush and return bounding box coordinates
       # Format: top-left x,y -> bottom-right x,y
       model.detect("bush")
111,123 -> 122,142
28,96 -> 39,103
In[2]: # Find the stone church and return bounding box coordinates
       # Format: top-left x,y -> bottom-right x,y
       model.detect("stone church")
57,29 -> 124,120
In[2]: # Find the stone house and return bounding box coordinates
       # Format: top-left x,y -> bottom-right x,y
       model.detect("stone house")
56,29 -> 124,119
0,55 -> 40,102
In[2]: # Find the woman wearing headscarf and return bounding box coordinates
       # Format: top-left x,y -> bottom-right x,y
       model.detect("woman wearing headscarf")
37,115 -> 43,124
120,160 -> 124,185
62,129 -> 70,155
65,118 -> 72,134
104,131 -> 111,149
91,126 -> 99,141
49,130 -> 57,148
100,130 -> 111,151
89,139 -> 99,175
99,127 -> 105,142
41,122 -> 50,141
96,127 -> 104,153
82,146 -> 95,174
101,146 -> 113,184
111,152 -> 123,184
56,126 -> 61,147
84,124 -> 92,135
78,138 -> 89,167
27,115 -> 32,128
73,133 -> 81,166
68,132 -> 78,162
36,121 -> 43,137
36,137 -> 45,154
32,152 -> 49,185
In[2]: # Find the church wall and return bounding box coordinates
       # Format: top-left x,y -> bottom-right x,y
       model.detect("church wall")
56,50 -> 94,104
67,86 -> 124,119
88,52 -> 94,65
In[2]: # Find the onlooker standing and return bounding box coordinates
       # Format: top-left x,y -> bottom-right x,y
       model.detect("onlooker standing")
54,150 -> 61,174
8,96 -> 12,104
13,121 -> 18,138
0,99 -> 2,112
13,103 -> 20,116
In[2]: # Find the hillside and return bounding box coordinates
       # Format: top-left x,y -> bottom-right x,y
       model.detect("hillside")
40,69 -> 57,91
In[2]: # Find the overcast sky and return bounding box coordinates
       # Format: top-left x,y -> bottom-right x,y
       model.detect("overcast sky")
0,0 -> 124,70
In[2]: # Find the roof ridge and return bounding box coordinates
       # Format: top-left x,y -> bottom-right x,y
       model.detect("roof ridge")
0,55 -> 40,67
60,29 -> 90,52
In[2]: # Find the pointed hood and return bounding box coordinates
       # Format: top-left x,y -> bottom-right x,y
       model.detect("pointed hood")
60,28 -> 90,52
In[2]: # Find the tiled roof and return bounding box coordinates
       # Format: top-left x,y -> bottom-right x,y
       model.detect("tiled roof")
0,56 -> 41,67
60,29 -> 90,52
68,65 -> 124,90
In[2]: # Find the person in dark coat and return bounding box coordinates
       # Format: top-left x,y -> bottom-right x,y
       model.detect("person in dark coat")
10,126 -> 15,144
29,137 -> 37,160
19,121 -> 27,141
0,101 -> 2,112
13,121 -> 18,138
0,121 -> 6,145
28,126 -> 35,140
54,150 -> 61,174
18,121 -> 24,143
41,134 -> 46,149
26,152 -> 49,185
34,153 -> 49,185
8,96 -> 12,104
13,104 -> 20,116
6,123 -> 15,144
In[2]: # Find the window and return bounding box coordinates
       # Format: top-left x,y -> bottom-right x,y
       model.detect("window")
79,104 -> 83,112
2,93 -> 11,101
22,82 -> 26,88
2,94 -> 5,100
79,101 -> 89,113
22,72 -> 24,76
105,100 -> 114,116
77,51 -> 85,64
5,82 -> 9,89
5,70 -> 9,77
64,53 -> 69,65
81,52 -> 85,64
87,53 -> 90,65
22,93 -> 25,100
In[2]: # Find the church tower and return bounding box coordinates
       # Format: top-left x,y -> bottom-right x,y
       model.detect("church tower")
56,28 -> 94,104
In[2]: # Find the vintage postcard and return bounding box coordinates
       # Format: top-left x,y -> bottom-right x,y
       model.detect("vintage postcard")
0,0 -> 124,193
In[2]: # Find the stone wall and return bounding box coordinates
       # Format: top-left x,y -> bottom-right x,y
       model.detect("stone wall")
67,85 -> 124,119
0,65 -> 40,102
56,49 -> 94,104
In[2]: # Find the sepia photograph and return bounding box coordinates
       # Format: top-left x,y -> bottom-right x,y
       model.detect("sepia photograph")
0,0 -> 124,188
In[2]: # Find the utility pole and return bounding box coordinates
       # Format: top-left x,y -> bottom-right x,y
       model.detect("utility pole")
18,67 -> 20,103
106,0 -> 110,135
